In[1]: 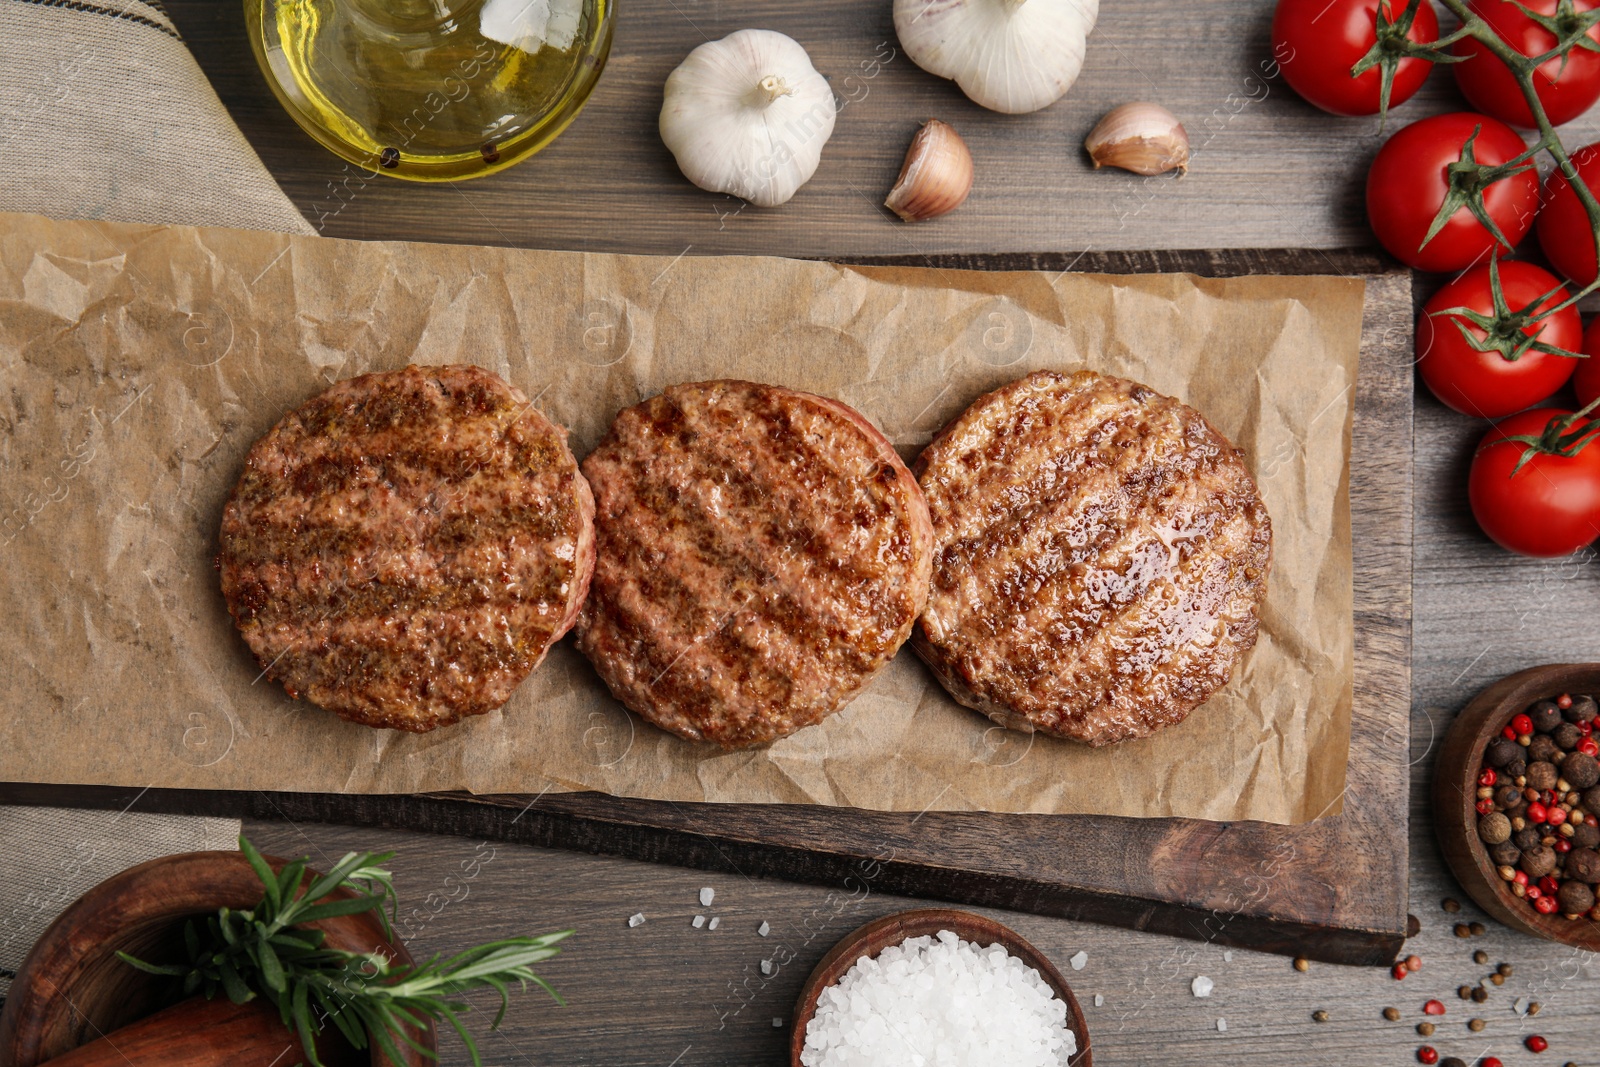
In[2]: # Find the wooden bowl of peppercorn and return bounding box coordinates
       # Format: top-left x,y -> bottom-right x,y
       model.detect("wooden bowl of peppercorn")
1435,663 -> 1600,950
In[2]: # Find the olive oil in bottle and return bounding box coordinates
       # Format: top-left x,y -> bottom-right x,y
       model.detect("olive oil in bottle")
245,0 -> 613,180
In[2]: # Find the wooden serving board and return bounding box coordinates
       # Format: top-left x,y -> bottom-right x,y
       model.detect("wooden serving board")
2,248 -> 1412,966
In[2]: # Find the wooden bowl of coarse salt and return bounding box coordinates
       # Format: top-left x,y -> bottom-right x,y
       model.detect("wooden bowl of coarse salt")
790,908 -> 1091,1067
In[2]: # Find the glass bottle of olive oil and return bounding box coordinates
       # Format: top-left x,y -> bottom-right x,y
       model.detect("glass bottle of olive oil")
245,0 -> 613,181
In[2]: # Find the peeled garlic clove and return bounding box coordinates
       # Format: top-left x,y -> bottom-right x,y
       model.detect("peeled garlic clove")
1085,102 -> 1190,176
885,119 -> 974,222
894,0 -> 1100,114
659,30 -> 837,208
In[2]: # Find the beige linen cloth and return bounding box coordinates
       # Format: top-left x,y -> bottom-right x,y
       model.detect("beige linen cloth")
0,0 -> 313,998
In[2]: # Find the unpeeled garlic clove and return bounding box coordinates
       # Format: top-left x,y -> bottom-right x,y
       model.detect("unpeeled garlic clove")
1085,102 -> 1189,176
885,119 -> 974,222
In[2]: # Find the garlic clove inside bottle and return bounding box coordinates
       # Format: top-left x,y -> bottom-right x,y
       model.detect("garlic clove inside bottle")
659,29 -> 838,208
893,0 -> 1100,115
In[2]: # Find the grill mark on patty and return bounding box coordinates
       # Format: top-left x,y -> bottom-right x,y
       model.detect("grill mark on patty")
577,380 -> 930,747
219,365 -> 592,731
664,405 -> 913,639
915,370 -> 1271,746
593,388 -> 912,678
989,500 -> 1261,728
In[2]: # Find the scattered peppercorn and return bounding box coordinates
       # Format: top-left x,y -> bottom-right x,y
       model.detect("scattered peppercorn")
1384,1007 -> 1401,1021
1417,1022 -> 1435,1037
1405,954 -> 1421,972
1442,897 -> 1461,912
1528,1001 -> 1541,1017
1312,1010 -> 1329,1023
1440,1059 -> 1467,1067
1454,923 -> 1471,938
1469,922 -> 1486,935
1482,1058 -> 1504,1067
1471,985 -> 1489,1003
1417,1046 -> 1439,1065
1469,1018 -> 1486,1032
1496,962 -> 1512,977
1457,984 -> 1473,999
1392,963 -> 1409,980
1526,1034 -> 1549,1053
1423,999 -> 1445,1015
1473,950 -> 1489,965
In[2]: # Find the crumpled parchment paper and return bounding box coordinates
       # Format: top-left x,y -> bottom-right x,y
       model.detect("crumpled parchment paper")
0,211 -> 1362,824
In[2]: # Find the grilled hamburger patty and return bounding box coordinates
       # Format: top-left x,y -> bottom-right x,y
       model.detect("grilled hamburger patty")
218,364 -> 594,732
913,370 -> 1272,746
576,380 -> 934,748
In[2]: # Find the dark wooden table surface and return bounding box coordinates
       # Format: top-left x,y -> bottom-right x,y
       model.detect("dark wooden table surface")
142,1 -> 1600,1063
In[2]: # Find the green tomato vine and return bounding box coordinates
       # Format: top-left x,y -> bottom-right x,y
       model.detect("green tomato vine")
1374,0 -> 1600,461
1385,0 -> 1600,316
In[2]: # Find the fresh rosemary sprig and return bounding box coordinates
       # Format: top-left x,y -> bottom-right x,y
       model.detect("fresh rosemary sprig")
117,835 -> 570,1067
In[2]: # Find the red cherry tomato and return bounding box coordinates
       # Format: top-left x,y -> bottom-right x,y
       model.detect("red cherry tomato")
1576,315 -> 1600,408
1417,260 -> 1580,417
1273,0 -> 1440,116
1538,141 -> 1600,285
1469,407 -> 1600,556
1368,113 -> 1539,271
1454,0 -> 1600,127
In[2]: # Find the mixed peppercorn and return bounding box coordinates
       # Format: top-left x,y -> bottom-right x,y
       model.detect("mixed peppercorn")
1475,693 -> 1600,921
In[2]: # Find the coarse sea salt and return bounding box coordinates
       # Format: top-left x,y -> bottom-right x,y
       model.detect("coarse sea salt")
700,887 -> 716,907
799,930 -> 1077,1067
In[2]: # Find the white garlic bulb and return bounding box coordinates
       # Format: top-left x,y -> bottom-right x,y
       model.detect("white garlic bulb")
659,29 -> 837,208
894,0 -> 1100,114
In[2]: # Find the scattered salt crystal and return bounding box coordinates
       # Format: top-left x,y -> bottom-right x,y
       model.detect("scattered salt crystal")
1192,975 -> 1214,998
799,929 -> 1077,1067
627,912 -> 645,928
1514,997 -> 1530,1015
1223,951 -> 1233,963
773,1018 -> 784,1028
700,887 -> 715,907
692,915 -> 705,928
761,958 -> 775,976
1068,951 -> 1088,971
758,920 -> 771,937
1217,1018 -> 1227,1032
1093,994 -> 1104,1007
709,916 -> 721,930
